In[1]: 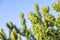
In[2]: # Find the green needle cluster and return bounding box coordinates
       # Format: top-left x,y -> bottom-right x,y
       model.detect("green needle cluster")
52,1 -> 60,12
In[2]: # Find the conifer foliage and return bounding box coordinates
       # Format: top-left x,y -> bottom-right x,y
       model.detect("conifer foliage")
0,0 -> 60,40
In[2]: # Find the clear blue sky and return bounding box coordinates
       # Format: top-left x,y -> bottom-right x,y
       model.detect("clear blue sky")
0,0 -> 58,40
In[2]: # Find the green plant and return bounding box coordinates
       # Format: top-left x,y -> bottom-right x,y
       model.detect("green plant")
0,0 -> 60,40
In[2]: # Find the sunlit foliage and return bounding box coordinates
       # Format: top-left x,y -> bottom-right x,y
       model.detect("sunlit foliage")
0,0 -> 60,40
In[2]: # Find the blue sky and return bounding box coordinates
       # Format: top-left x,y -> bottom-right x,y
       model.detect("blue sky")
0,0 -> 58,40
